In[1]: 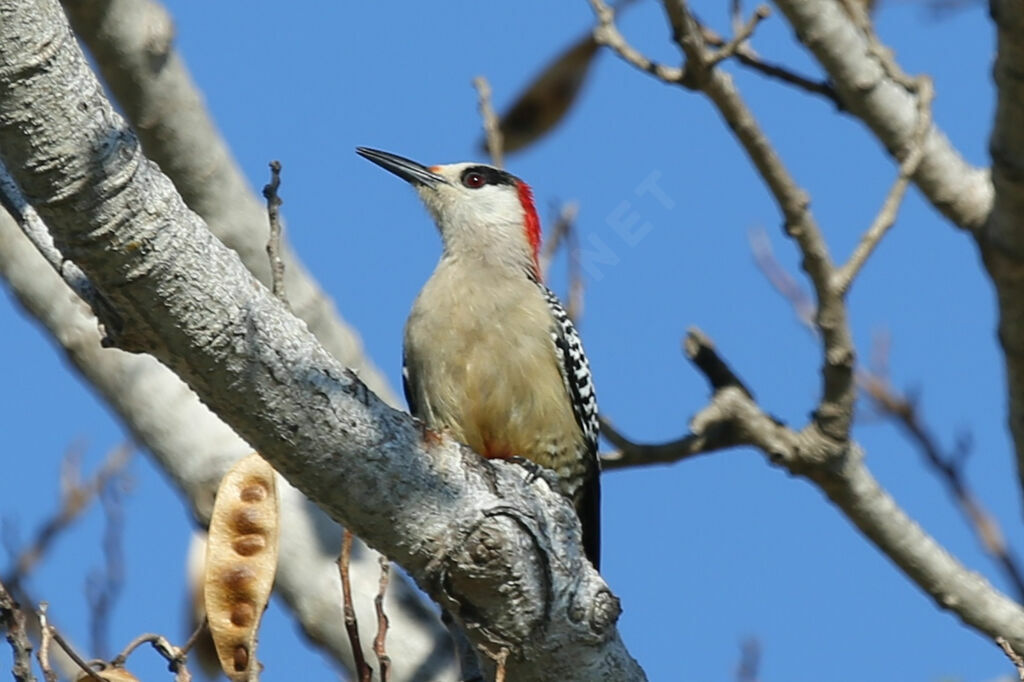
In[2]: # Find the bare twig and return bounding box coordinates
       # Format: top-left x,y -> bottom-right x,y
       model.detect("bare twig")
4,446 -> 132,593
749,229 -> 816,333
858,345 -> 1024,602
730,0 -> 744,35
179,618 -> 206,659
588,0 -> 683,83
698,25 -> 840,106
737,53 -> 839,103
47,622 -> 103,681
112,632 -> 193,681
540,202 -> 578,277
0,579 -> 36,682
998,637 -> 1024,682
540,202 -> 585,321
706,6 -> 772,68
565,216 -> 584,323
36,603 -> 56,682
373,556 -> 391,682
0,161 -> 116,332
473,76 -> 505,169
262,160 -> 288,306
600,329 -> 774,470
833,78 -> 934,294
339,530 -> 371,682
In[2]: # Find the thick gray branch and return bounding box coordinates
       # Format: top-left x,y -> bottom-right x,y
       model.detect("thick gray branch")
58,0 -> 398,407
0,1 -> 644,678
0,213 -> 453,681
0,0 -> 453,676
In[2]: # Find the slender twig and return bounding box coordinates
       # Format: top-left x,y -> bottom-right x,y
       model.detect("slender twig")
111,631 -> 194,682
833,78 -> 934,294
179,617 -> 206,659
737,53 -> 839,103
473,76 -> 505,169
748,229 -> 817,333
706,6 -> 771,68
112,632 -> 167,666
858,358 -> 1024,602
262,160 -> 288,306
998,637 -> 1024,682
47,622 -> 103,681
0,579 -> 36,682
566,224 -> 584,323
0,161 -> 113,328
730,0 -> 744,35
600,329 -> 775,470
540,202 -> 578,278
36,603 -> 56,682
540,202 -> 585,321
588,0 -> 683,83
699,25 -> 840,106
339,530 -> 371,682
373,556 -> 391,682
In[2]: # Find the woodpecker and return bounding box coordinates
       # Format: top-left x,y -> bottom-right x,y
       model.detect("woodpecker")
356,147 -> 601,568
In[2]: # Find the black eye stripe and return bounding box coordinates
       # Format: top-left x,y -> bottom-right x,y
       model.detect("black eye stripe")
460,165 -> 517,188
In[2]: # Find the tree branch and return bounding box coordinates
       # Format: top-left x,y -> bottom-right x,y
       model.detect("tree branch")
980,0 -> 1024,507
57,0 -> 398,404
0,1 -> 644,678
0,579 -> 36,682
0,1 -> 454,677
833,78 -> 934,294
771,0 -> 991,231
586,0 -> 1024,655
603,328 -> 1024,653
473,76 -> 505,169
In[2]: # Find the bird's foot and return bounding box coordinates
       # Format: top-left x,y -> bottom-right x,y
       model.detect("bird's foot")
507,456 -> 560,492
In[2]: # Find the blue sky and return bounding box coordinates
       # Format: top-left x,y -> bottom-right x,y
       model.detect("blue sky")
0,1 -> 1011,680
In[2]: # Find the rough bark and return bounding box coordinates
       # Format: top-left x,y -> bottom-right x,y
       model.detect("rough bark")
0,0 -> 644,678
57,0 -> 396,406
981,0 -> 1024,506
0,0 -> 458,677
771,0 -> 993,231
0,207 -> 454,681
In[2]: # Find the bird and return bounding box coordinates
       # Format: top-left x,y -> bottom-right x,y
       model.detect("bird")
356,147 -> 601,568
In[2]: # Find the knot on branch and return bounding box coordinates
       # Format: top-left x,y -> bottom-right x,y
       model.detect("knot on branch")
569,585 -> 622,639
438,507 -> 552,649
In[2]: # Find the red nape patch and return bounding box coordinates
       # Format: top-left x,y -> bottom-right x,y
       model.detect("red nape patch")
516,180 -> 542,279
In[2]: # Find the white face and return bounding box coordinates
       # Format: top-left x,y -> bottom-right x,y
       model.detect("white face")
356,148 -> 538,274
416,162 -> 534,272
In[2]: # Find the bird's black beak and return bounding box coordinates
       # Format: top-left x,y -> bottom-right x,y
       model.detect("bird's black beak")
356,147 -> 447,188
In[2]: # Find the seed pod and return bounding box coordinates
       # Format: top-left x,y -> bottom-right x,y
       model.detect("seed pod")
486,33 -> 600,155
204,453 -> 279,681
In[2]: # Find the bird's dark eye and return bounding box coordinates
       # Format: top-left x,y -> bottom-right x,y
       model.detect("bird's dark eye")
462,171 -> 486,189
